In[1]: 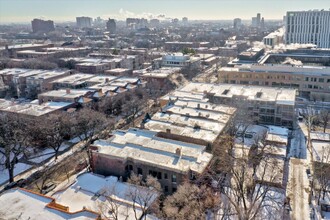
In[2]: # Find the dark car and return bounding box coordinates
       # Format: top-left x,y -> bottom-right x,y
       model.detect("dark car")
16,179 -> 27,188
4,181 -> 18,190
41,182 -> 56,194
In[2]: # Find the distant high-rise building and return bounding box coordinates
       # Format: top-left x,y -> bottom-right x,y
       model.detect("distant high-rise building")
172,18 -> 179,24
257,13 -> 261,27
233,18 -> 242,29
150,19 -> 160,27
31,19 -> 55,33
182,17 -> 188,23
252,17 -> 258,27
260,17 -> 265,30
76,16 -> 92,28
106,19 -> 116,33
285,10 -> 330,48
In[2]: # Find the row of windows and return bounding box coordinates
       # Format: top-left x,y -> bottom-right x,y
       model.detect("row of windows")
305,77 -> 329,83
127,165 -> 177,182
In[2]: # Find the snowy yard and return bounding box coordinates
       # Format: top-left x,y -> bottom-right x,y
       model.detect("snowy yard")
0,163 -> 32,185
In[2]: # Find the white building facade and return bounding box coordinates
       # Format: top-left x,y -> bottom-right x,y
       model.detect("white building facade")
285,10 -> 330,48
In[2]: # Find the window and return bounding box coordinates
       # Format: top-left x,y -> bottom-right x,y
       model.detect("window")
164,186 -> 168,193
137,168 -> 143,175
172,174 -> 177,183
172,187 -> 177,193
319,78 -> 324,83
157,172 -> 162,179
305,77 -> 309,81
164,173 -> 168,179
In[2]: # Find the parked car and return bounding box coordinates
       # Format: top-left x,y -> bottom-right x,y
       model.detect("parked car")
41,182 -> 56,194
16,179 -> 27,188
4,181 -> 18,190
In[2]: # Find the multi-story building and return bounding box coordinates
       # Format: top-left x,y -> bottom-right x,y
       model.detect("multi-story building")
219,64 -> 330,100
50,73 -> 94,89
38,89 -> 94,105
26,70 -> 71,96
153,53 -> 201,69
31,19 -> 55,33
285,10 -> 330,48
76,16 -> 92,28
89,128 -> 213,194
233,18 -> 242,30
144,97 -> 236,146
106,18 -> 116,33
263,28 -> 284,47
163,82 -> 296,128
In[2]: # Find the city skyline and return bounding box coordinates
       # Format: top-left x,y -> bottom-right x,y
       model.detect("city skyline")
0,0 -> 329,23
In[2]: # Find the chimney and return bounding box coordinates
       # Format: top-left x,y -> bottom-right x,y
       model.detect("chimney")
175,147 -> 182,157
197,103 -> 200,109
166,128 -> 171,133
66,88 -> 71,94
5,45 -> 8,50
105,78 -> 109,83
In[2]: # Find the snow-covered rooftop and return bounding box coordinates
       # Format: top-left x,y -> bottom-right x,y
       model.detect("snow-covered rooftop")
91,128 -> 213,174
0,188 -> 99,220
52,173 -> 158,220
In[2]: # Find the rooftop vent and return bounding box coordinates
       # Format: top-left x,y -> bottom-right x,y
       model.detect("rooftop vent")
256,92 -> 262,98
222,89 -> 230,95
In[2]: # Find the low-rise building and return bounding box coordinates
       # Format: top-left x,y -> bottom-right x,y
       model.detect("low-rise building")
38,89 -> 94,105
0,99 -> 74,118
219,64 -> 330,101
90,128 -> 213,194
26,69 -> 71,95
161,82 -> 296,128
144,98 -> 236,146
50,73 -> 94,89
0,188 -> 100,220
153,53 -> 201,69
52,172 -> 158,220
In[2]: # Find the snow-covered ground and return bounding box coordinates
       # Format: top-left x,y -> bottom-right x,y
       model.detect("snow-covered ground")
286,158 -> 310,220
289,124 -> 307,159
0,163 -> 32,185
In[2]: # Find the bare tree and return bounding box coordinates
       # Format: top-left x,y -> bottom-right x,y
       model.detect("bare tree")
127,173 -> 161,220
122,90 -> 147,127
210,131 -> 285,220
318,109 -> 330,133
37,113 -> 73,160
73,108 -> 112,146
98,185 -> 130,220
0,113 -> 33,182
162,182 -> 220,219
313,145 -> 330,205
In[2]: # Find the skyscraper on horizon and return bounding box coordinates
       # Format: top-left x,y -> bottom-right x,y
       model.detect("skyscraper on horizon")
76,16 -> 92,28
106,18 -> 116,34
31,18 -> 55,33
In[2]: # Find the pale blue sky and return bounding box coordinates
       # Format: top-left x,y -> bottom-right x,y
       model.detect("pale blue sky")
0,0 -> 329,23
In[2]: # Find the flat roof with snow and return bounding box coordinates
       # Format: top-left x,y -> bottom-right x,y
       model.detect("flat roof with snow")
52,172 -> 158,220
0,188 -> 99,220
91,128 -> 213,174
179,82 -> 296,105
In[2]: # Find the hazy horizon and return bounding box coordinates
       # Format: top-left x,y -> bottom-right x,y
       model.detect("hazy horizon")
0,0 -> 329,24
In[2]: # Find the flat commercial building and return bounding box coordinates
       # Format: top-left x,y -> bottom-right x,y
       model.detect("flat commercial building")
285,10 -> 330,48
162,82 -> 296,128
219,64 -> 330,100
90,128 -> 213,194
